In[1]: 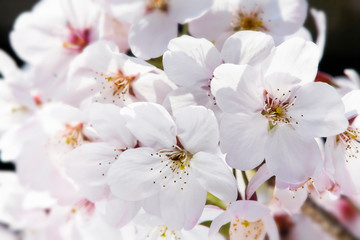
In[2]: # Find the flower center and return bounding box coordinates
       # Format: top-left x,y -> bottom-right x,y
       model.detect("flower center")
261,89 -> 298,130
232,8 -> 267,32
63,123 -> 89,148
146,225 -> 182,239
63,24 -> 90,53
150,139 -> 193,190
147,0 -> 168,12
105,70 -> 136,97
93,70 -> 137,105
337,126 -> 360,162
230,218 -> 266,240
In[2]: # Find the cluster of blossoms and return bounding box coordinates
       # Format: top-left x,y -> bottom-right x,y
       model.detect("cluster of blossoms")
1,0 -> 360,239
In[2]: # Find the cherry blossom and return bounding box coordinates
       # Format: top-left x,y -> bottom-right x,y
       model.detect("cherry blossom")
67,41 -> 175,107
107,102 -> 237,230
189,0 -> 308,47
105,0 -> 213,59
211,38 -> 348,183
210,200 -> 279,240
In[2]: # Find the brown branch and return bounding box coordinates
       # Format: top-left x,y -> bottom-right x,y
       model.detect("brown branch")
301,198 -> 358,240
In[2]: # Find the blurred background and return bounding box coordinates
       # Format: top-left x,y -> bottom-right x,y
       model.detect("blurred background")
0,0 -> 359,171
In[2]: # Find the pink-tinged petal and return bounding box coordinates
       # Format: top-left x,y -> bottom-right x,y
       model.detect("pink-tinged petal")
310,8 -> 326,60
325,137 -> 358,195
273,186 -> 307,214
246,164 -> 274,200
209,210 -> 232,236
159,177 -> 207,230
101,197 -> 141,228
221,31 -> 274,67
344,69 -> 360,88
228,200 -> 270,221
189,1 -> 233,41
129,11 -> 177,60
192,152 -> 237,203
120,102 -> 177,149
107,148 -> 162,201
163,35 -> 221,88
174,106 -> 219,153
262,214 -> 280,240
169,0 -> 213,24
288,82 -> 348,138
220,113 -> 268,170
212,64 -> 264,114
98,13 -> 130,53
265,125 -> 323,184
90,103 -> 136,148
263,38 -> 320,84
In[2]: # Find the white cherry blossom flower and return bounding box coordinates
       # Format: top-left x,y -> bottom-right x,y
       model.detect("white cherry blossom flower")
67,41 -> 175,107
107,102 -> 237,230
325,90 -> 360,196
106,0 -> 213,59
189,0 -> 308,47
211,38 -> 348,184
210,200 -> 279,240
163,31 -> 275,114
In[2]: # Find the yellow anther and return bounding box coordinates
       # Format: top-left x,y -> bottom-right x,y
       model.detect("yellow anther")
276,107 -> 282,114
241,220 -> 250,227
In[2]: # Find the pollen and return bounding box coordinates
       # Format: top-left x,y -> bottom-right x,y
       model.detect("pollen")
147,0 -> 168,12
232,7 -> 267,32
230,218 -> 266,240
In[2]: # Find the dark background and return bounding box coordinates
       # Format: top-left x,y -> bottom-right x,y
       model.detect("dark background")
0,0 -> 359,171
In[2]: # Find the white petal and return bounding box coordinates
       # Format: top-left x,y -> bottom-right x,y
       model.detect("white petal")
263,38 -> 320,84
169,0 -> 213,24
221,31 -> 274,67
342,90 -> 360,118
189,1 -> 233,41
132,72 -> 175,104
64,142 -> 116,187
163,87 -> 212,115
288,82 -> 348,138
102,197 -> 141,228
107,148 -> 162,201
90,103 -> 136,148
228,200 -> 270,221
192,152 -> 237,203
120,102 -> 177,149
220,113 -> 268,170
212,64 -> 264,114
129,11 -> 177,59
209,210 -> 231,237
265,125 -> 323,183
159,177 -> 207,230
273,186 -> 307,214
174,106 -> 219,153
262,214 -> 280,240
310,8 -> 326,60
0,50 -> 18,78
163,35 -> 221,88
263,0 -> 308,36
